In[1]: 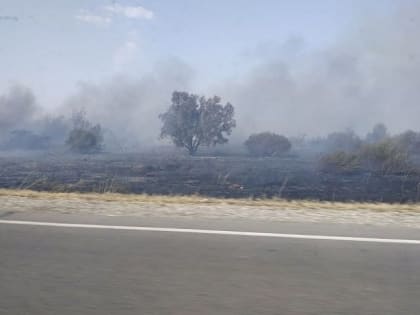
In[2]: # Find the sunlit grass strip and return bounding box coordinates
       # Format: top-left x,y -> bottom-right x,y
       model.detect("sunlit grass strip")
1,189 -> 420,212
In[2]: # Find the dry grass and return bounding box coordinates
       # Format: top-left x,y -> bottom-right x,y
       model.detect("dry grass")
1,189 -> 420,212
3,189 -> 420,228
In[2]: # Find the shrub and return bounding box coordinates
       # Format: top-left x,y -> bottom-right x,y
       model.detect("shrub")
65,110 -> 103,154
359,140 -> 411,174
319,151 -> 360,174
244,132 -> 291,157
66,125 -> 103,154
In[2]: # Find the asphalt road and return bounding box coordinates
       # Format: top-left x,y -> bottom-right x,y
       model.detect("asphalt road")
1,212 -> 420,315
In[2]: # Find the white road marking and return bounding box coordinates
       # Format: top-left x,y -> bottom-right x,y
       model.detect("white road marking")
0,219 -> 419,244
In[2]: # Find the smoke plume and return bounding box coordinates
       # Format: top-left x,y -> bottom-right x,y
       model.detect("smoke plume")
217,2 -> 420,139
0,84 -> 39,134
63,58 -> 194,149
4,2 -> 420,150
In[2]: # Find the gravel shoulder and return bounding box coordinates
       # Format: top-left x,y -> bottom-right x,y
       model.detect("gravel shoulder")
2,190 -> 420,228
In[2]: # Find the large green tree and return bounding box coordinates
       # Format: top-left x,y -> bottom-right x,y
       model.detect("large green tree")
160,91 -> 236,155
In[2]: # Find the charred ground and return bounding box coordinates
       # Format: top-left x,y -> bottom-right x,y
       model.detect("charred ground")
1,151 -> 420,203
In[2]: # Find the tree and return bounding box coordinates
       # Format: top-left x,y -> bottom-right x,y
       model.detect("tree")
244,132 -> 291,157
65,110 -> 104,154
159,91 -> 236,155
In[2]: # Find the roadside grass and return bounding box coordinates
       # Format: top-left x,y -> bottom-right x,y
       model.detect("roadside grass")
1,189 -> 420,213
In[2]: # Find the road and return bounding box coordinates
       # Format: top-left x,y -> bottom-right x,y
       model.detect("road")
1,211 -> 420,315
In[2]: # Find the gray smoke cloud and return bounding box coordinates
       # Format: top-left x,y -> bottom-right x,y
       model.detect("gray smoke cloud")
0,84 -> 39,134
62,1 -> 420,147
63,58 -> 194,149
214,2 -> 420,140
4,2 -> 420,151
0,85 -> 71,149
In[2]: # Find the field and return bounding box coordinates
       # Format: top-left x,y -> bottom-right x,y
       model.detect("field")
1,152 -> 420,203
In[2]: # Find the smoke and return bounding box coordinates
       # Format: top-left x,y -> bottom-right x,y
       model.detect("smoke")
215,2 -> 420,140
4,2 -> 420,151
0,84 -> 72,149
0,84 -> 39,134
62,1 -> 420,149
63,58 -> 194,149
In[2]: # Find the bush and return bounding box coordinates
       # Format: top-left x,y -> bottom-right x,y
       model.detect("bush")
359,140 -> 411,174
320,138 -> 413,175
65,110 -> 104,154
244,132 -> 291,157
66,125 -> 103,154
319,151 -> 360,174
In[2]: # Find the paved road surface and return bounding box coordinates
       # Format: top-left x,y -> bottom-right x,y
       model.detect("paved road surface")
1,211 -> 420,315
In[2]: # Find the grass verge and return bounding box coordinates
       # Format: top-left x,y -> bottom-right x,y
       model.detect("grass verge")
1,189 -> 420,212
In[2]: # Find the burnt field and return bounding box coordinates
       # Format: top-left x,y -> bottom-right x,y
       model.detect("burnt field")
1,152 -> 420,203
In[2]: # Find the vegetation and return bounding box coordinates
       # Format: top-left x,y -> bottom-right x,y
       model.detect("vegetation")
244,132 -> 291,157
320,139 -> 412,175
4,189 -> 420,215
320,151 -> 360,174
359,140 -> 411,174
159,91 -> 236,155
65,110 -> 104,154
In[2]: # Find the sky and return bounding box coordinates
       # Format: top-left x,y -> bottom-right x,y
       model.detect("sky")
0,0 -> 394,107
2,0 -> 420,145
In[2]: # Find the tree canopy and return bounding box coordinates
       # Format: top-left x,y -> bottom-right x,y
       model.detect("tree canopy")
159,91 -> 236,155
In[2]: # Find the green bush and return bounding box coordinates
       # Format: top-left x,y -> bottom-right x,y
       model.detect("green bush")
244,132 -> 291,157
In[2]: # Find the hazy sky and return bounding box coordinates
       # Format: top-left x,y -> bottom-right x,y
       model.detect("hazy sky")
0,0 -> 394,107
4,0 -> 420,144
